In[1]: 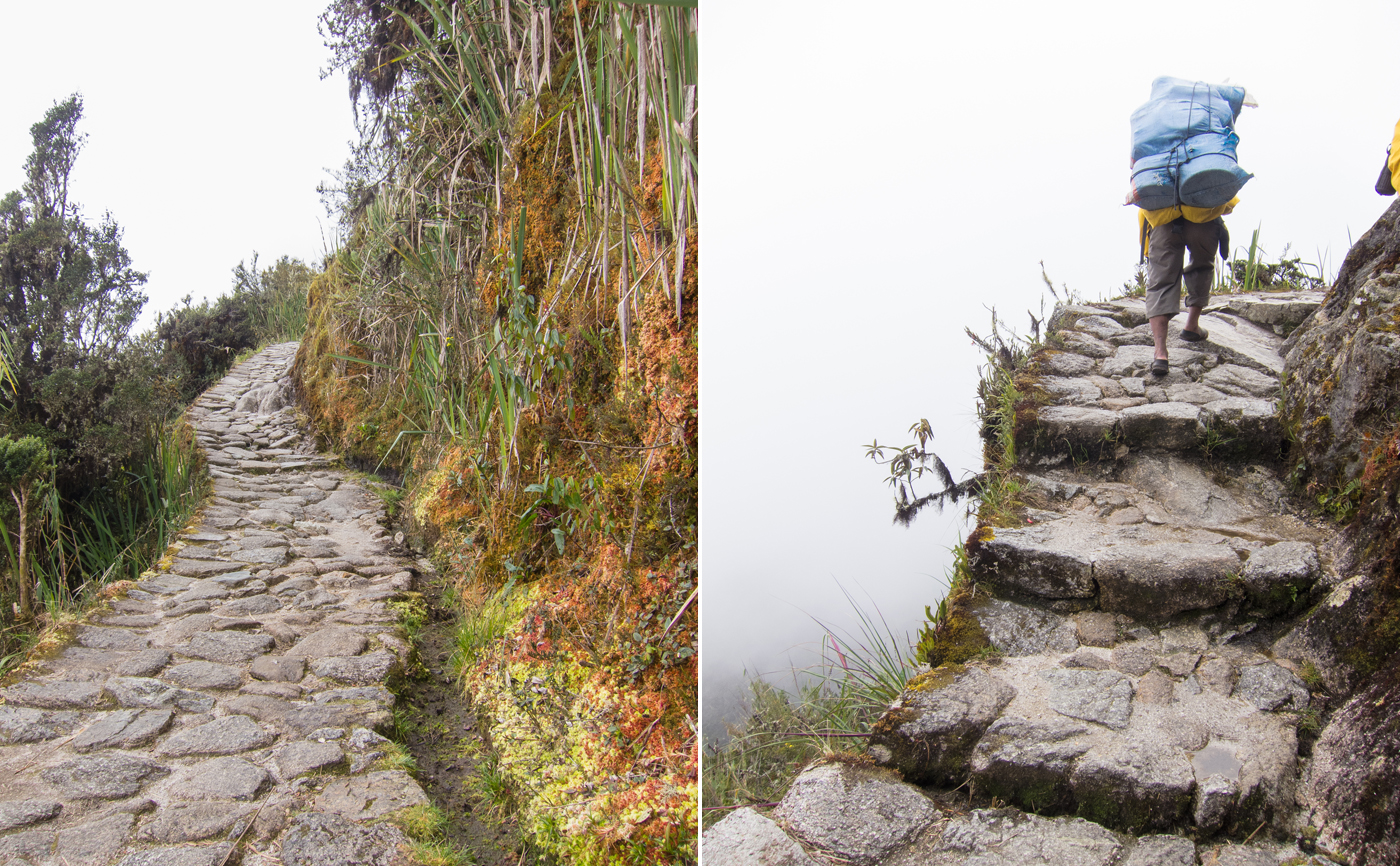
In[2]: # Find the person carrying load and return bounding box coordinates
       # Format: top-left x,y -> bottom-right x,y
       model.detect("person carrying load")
1127,77 -> 1257,377
1376,117 -> 1400,195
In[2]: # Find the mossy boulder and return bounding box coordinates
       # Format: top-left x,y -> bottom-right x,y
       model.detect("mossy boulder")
866,664 -> 1015,786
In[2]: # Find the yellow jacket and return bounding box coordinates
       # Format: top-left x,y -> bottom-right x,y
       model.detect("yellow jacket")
1389,118 -> 1400,190
1138,197 -> 1238,257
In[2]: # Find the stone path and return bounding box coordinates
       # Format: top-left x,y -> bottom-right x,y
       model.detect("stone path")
704,294 -> 1350,865
0,343 -> 430,866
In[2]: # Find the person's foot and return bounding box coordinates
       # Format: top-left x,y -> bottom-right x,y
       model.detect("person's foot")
1151,358 -> 1169,377
1179,326 -> 1208,342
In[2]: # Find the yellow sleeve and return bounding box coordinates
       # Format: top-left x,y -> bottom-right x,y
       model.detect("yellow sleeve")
1389,118 -> 1400,191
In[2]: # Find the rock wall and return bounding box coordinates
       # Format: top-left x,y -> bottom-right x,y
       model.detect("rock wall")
1284,198 -> 1400,866
0,344 -> 429,866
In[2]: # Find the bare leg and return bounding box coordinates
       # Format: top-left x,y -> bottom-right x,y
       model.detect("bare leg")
1150,314 -> 1170,361
1183,305 -> 1203,335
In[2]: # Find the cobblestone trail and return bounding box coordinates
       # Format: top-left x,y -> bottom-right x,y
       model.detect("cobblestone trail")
705,294 -> 1348,865
0,343 -> 431,866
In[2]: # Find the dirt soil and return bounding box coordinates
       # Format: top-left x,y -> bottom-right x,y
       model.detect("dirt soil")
397,569 -> 530,865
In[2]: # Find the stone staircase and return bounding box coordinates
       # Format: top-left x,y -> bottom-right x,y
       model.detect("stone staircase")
704,293 -> 1351,866
0,343 -> 431,866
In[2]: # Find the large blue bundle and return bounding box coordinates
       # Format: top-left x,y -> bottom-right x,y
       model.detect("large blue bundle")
1130,77 -> 1252,210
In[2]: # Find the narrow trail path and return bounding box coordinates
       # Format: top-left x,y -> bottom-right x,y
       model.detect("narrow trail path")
706,292 -> 1347,865
0,343 -> 497,866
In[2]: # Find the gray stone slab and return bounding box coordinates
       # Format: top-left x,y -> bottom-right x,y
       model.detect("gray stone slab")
56,812 -> 135,864
315,769 -> 428,820
1040,669 -> 1134,730
168,755 -> 271,800
868,666 -> 1016,785
219,594 -> 283,616
106,676 -> 215,712
1029,405 -> 1120,458
114,843 -> 235,866
969,716 -> 1092,812
72,708 -> 174,752
276,740 -> 347,777
0,680 -> 108,709
887,807 -> 1122,866
0,799 -> 62,832
1095,542 -> 1241,620
773,762 -> 939,866
277,812 -> 411,866
41,753 -> 170,799
287,627 -> 368,660
1199,312 -> 1285,375
1121,835 -> 1199,866
1119,402 -> 1204,450
137,801 -> 254,843
156,714 -> 276,756
184,631 -> 275,663
251,655 -> 306,682
1070,739 -> 1194,831
309,650 -> 398,685
973,598 -> 1079,657
77,626 -> 150,651
968,525 -> 1098,601
0,706 -> 84,743
165,661 -> 245,690
701,807 -> 821,866
1234,662 -> 1310,711
170,558 -> 245,577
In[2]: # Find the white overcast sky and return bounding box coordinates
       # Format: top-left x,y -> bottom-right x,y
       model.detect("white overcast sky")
700,0 -> 1400,736
0,1 -> 356,329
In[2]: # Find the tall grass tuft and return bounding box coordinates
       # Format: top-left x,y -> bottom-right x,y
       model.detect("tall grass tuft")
0,420 -> 205,670
703,587 -> 916,827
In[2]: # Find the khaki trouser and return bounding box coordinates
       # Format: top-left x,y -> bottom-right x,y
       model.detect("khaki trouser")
1145,217 -> 1223,319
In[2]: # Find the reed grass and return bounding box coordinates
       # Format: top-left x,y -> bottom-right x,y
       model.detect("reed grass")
0,420 -> 205,670
703,587 -> 917,827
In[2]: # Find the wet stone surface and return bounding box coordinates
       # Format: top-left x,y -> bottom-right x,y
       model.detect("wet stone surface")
0,345 -> 444,864
705,296 -> 1347,865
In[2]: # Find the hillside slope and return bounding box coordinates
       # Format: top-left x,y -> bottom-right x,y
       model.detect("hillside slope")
297,1 -> 697,862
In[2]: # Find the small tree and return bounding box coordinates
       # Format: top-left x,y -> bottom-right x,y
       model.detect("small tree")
0,435 -> 51,620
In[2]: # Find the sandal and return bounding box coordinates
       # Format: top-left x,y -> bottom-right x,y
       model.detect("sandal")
1179,327 -> 1208,342
1150,359 -> 1169,377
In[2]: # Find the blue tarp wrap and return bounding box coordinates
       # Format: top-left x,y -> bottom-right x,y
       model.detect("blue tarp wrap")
1130,77 -> 1252,209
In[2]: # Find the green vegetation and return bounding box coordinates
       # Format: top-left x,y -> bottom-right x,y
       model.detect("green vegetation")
0,94 -> 307,671
702,591 -> 915,828
299,1 -> 698,861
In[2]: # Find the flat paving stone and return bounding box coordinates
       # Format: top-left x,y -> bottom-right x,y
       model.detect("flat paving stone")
72,708 -> 174,752
309,650 -> 398,685
183,631 -> 275,663
165,660 -> 245,690
0,799 -> 62,832
155,714 -> 276,756
77,626 -> 150,651
276,740 -> 347,777
251,655 -> 306,682
41,753 -> 170,799
137,801 -> 255,843
287,627 -> 368,659
114,843 -> 235,866
106,676 -> 215,713
0,680 -> 108,709
278,811 -> 411,866
315,769 -> 429,819
0,706 -> 84,743
168,755 -> 271,800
